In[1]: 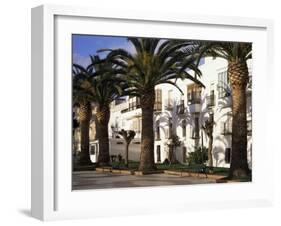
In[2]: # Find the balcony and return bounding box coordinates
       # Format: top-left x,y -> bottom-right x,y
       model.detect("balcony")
188,101 -> 201,114
206,94 -> 215,108
121,108 -> 129,114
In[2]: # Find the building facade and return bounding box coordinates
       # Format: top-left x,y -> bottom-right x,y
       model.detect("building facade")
73,57 -> 252,168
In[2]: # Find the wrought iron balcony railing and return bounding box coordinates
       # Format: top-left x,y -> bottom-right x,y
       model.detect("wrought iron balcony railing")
188,96 -> 201,105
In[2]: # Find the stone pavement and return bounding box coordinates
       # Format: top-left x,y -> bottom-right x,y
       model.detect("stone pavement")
72,171 -> 215,190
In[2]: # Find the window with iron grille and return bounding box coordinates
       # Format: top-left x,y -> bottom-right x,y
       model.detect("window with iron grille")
129,97 -> 140,111
154,89 -> 162,111
90,145 -> 96,155
155,120 -> 160,140
218,71 -> 231,98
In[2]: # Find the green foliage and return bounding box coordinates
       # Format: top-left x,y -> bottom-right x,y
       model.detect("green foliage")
187,146 -> 208,165
101,38 -> 205,98
72,55 -> 128,107
166,134 -> 182,148
118,129 -> 136,144
194,41 -> 252,64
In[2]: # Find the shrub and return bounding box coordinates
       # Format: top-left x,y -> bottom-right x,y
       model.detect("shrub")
187,147 -> 208,165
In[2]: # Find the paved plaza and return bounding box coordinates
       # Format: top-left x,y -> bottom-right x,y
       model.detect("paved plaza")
72,171 -> 215,190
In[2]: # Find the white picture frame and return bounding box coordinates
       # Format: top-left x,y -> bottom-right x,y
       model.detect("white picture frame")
31,4 -> 274,221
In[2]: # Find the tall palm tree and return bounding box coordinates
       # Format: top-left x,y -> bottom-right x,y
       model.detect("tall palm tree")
103,38 -> 204,171
195,42 -> 252,178
84,55 -> 128,166
72,65 -> 95,165
202,114 -> 214,167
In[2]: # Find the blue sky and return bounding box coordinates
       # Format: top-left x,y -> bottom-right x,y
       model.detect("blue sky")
72,34 -> 204,67
72,34 -> 134,67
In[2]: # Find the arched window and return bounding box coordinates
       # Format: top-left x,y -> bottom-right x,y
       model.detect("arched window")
155,120 -> 160,140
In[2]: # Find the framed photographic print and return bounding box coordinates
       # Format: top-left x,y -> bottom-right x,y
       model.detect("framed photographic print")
31,4 -> 274,221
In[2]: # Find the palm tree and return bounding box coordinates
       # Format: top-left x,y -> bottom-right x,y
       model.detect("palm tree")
166,134 -> 182,164
202,114 -> 214,167
72,65 -> 95,165
103,38 -> 204,171
85,55 -> 128,166
118,129 -> 136,167
195,42 -> 252,178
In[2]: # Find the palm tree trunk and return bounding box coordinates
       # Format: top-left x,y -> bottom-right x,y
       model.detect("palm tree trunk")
125,143 -> 129,167
78,102 -> 92,165
228,60 -> 250,178
139,90 -> 156,171
96,104 -> 111,166
169,146 -> 177,164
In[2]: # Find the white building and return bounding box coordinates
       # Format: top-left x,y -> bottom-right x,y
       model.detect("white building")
74,57 -> 252,168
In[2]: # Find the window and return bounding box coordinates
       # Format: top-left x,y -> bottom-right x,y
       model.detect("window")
182,120 -> 187,137
182,146 -> 187,163
115,97 -> 126,105
218,71 -> 230,98
128,97 -> 133,111
156,145 -> 161,162
90,145 -> 96,155
165,119 -> 173,139
155,121 -> 160,140
154,89 -> 162,111
132,119 -> 138,132
193,116 -> 199,139
169,118 -> 173,138
187,84 -> 202,104
136,97 -> 140,108
225,148 -> 231,163
207,90 -> 215,107
132,118 -> 141,134
128,97 -> 140,111
221,116 -> 232,135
